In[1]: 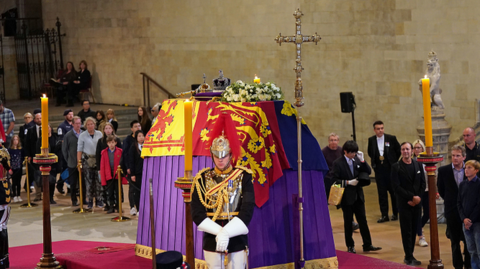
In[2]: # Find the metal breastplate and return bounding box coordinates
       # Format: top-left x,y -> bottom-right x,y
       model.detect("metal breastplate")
204,169 -> 243,220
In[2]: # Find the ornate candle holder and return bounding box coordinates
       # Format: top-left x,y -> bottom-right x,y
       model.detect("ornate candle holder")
174,170 -> 195,267
416,148 -> 444,269
33,149 -> 62,269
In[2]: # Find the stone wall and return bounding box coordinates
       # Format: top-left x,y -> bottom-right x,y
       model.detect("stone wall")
41,0 -> 480,161
2,37 -> 19,101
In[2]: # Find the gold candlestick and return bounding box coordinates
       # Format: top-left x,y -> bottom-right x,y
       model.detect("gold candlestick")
417,151 -> 444,269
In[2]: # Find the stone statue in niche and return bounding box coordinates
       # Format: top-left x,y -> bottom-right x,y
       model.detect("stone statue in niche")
416,50 -> 451,168
418,51 -> 444,110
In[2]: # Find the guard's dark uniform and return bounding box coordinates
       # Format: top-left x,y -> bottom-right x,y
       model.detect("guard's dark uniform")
0,148 -> 11,269
191,167 -> 255,253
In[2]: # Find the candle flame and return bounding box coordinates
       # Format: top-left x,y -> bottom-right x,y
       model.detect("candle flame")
254,74 -> 258,79
43,94 -> 46,98
424,75 -> 427,79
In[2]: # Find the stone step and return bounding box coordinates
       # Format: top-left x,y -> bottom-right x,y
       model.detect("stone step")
14,123 -> 136,140
9,100 -> 147,141
13,118 -> 139,140
13,113 -> 138,130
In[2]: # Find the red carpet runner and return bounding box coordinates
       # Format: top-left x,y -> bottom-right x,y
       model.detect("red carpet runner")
9,240 -> 150,269
9,240 -> 419,268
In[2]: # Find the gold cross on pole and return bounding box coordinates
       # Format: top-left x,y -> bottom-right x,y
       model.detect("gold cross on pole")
275,8 -> 321,107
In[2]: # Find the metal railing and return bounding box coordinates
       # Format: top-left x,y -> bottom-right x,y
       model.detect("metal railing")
140,72 -> 175,109
13,17 -> 65,99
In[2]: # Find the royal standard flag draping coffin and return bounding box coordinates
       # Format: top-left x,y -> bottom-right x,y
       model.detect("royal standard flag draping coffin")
142,99 -> 286,207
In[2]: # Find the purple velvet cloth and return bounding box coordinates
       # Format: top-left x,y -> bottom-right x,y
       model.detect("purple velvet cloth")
137,156 -> 336,266
194,92 -> 223,101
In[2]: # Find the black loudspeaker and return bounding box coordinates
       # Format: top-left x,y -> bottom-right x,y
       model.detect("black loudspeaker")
340,92 -> 355,113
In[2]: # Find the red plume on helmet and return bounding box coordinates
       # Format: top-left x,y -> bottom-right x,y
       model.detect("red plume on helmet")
208,112 -> 241,164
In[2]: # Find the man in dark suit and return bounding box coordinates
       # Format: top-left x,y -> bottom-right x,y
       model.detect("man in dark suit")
18,112 -> 34,146
332,140 -> 382,254
437,145 -> 471,269
463,127 -> 480,163
24,112 -> 42,201
18,112 -> 35,193
367,120 -> 401,223
391,142 -> 425,266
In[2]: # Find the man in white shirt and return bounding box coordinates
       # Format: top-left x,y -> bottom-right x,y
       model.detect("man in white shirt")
24,113 -> 43,201
367,120 -> 401,223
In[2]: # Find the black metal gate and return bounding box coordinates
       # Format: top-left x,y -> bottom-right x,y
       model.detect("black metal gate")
0,36 -> 5,104
14,18 -> 65,99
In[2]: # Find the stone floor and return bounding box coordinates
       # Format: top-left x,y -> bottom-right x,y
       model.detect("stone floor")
8,177 -> 457,268
329,184 -> 455,269
8,184 -> 139,247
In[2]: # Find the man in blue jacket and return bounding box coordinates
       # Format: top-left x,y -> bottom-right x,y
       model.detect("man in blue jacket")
438,145 -> 471,269
458,160 -> 480,269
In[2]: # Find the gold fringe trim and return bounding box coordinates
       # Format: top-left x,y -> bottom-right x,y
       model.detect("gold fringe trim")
135,244 -> 337,269
253,257 -> 338,269
135,244 -> 163,258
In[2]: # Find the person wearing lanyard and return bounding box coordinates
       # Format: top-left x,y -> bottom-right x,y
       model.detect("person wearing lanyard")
77,117 -> 103,209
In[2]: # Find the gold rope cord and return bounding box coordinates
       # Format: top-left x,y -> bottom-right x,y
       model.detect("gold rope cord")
193,168 -> 231,222
195,177 -> 228,221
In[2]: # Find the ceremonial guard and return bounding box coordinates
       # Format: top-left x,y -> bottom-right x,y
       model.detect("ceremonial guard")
0,146 -> 11,269
191,114 -> 255,268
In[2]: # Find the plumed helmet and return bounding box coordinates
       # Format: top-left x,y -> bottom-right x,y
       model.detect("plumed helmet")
208,113 -> 241,163
211,134 -> 231,158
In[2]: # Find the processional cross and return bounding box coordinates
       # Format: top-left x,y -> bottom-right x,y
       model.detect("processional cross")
275,8 -> 321,107
274,9 -> 321,269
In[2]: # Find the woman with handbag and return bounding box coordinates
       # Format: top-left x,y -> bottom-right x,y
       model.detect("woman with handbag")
77,117 -> 103,209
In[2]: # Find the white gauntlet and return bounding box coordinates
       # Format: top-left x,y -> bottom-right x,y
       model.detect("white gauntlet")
215,217 -> 249,252
198,218 -> 222,236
